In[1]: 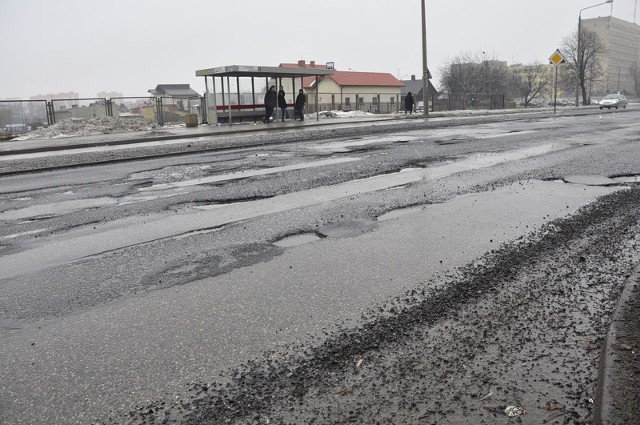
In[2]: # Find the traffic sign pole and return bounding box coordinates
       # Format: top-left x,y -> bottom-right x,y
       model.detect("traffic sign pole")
549,49 -> 566,115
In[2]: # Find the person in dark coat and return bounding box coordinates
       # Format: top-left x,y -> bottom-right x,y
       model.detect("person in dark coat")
294,89 -> 306,121
264,85 -> 277,123
277,88 -> 288,122
405,92 -> 415,114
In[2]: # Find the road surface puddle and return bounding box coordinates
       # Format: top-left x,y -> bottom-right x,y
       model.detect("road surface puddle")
317,220 -> 376,238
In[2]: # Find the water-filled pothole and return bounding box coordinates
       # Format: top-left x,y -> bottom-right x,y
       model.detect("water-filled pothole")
274,233 -> 322,248
562,175 -> 619,186
317,220 -> 376,238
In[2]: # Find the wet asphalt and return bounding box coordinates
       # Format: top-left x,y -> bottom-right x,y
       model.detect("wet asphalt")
0,108 -> 639,424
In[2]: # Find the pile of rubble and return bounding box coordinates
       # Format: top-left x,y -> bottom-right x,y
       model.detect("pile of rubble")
12,116 -> 158,141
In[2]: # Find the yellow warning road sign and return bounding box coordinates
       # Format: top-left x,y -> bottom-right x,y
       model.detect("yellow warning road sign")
549,49 -> 565,66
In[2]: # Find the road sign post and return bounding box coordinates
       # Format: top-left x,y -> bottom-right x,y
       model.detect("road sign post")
549,49 -> 566,114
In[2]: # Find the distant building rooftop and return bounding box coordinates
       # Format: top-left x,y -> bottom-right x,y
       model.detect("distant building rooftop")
148,84 -> 200,98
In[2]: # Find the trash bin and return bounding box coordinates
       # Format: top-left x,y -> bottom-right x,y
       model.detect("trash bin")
185,114 -> 198,127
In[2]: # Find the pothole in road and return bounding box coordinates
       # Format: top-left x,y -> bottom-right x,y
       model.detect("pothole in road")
317,220 -> 377,239
377,205 -> 426,221
435,140 -> 462,146
311,135 -> 420,153
139,157 -> 361,192
274,232 -> 323,247
274,220 -> 377,247
562,175 -> 621,186
612,174 -> 640,183
192,196 -> 275,210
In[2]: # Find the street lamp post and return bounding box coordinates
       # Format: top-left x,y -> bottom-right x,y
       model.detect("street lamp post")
421,0 -> 429,117
576,0 -> 613,107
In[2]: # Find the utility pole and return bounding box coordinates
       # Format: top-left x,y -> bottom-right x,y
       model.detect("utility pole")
421,0 -> 429,117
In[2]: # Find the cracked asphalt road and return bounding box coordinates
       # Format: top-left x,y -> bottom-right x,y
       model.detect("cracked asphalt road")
0,110 -> 639,424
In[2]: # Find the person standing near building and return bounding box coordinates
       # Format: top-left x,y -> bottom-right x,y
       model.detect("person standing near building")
277,87 -> 288,122
405,91 -> 415,114
294,89 -> 306,121
263,85 -> 277,123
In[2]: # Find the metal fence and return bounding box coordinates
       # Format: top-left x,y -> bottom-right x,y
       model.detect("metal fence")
109,97 -> 158,124
0,100 -> 48,133
1,91 -> 513,134
50,98 -> 108,123
156,96 -> 202,126
433,93 -> 508,111
306,92 -> 400,114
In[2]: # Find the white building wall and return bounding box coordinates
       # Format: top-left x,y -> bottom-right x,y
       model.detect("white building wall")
583,16 -> 640,95
314,80 -> 400,110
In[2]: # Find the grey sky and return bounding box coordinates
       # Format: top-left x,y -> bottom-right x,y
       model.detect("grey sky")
0,0 -> 637,99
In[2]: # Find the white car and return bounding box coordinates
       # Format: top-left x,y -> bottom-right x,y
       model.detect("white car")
599,94 -> 628,109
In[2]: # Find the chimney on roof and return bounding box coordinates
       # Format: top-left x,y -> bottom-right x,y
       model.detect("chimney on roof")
411,75 -> 416,80
310,61 -> 315,67
298,60 -> 305,67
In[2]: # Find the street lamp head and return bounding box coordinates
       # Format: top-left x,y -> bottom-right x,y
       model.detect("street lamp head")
606,0 -> 613,3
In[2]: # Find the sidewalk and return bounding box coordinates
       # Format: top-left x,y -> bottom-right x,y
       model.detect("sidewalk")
0,114 -> 399,156
0,108 -> 569,157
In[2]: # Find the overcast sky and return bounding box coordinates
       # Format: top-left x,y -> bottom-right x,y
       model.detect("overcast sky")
0,0 -> 637,99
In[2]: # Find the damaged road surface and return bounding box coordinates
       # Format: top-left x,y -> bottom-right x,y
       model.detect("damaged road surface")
0,110 -> 639,424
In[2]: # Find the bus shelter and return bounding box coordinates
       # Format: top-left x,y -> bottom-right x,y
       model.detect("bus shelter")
195,65 -> 334,125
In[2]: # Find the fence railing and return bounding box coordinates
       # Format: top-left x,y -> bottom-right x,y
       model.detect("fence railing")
109,97 -> 157,124
0,100 -> 48,133
50,98 -> 108,123
1,92 -> 513,133
432,93 -> 508,111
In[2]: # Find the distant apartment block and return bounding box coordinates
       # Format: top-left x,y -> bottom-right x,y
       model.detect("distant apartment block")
582,16 -> 640,95
97,91 -> 124,103
30,91 -> 80,109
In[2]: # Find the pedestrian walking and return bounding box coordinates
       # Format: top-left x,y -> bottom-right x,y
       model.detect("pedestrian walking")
278,88 -> 288,122
294,89 -> 306,121
263,85 -> 277,123
405,92 -> 414,114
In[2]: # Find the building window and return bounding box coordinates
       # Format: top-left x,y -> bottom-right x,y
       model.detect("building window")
358,97 -> 364,104
345,97 -> 351,105
390,97 -> 395,104
372,97 -> 378,104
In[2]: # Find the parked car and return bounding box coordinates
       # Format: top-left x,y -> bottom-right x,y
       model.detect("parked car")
599,93 -> 628,109
548,99 -> 571,107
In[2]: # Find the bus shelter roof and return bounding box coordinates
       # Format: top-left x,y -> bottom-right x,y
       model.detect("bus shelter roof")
195,65 -> 334,79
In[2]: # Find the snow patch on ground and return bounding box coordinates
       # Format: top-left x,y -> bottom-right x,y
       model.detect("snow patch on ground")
316,110 -> 376,119
12,117 -> 157,141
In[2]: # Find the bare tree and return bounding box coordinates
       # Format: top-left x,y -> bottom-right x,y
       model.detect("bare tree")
439,52 -> 510,96
560,27 -> 607,105
509,63 -> 551,106
630,62 -> 640,97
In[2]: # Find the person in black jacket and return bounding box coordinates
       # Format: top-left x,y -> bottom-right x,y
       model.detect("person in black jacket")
405,92 -> 414,114
294,89 -> 306,121
277,87 -> 288,122
264,85 -> 277,123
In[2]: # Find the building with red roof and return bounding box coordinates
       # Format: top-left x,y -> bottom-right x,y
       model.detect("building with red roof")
278,60 -> 404,113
